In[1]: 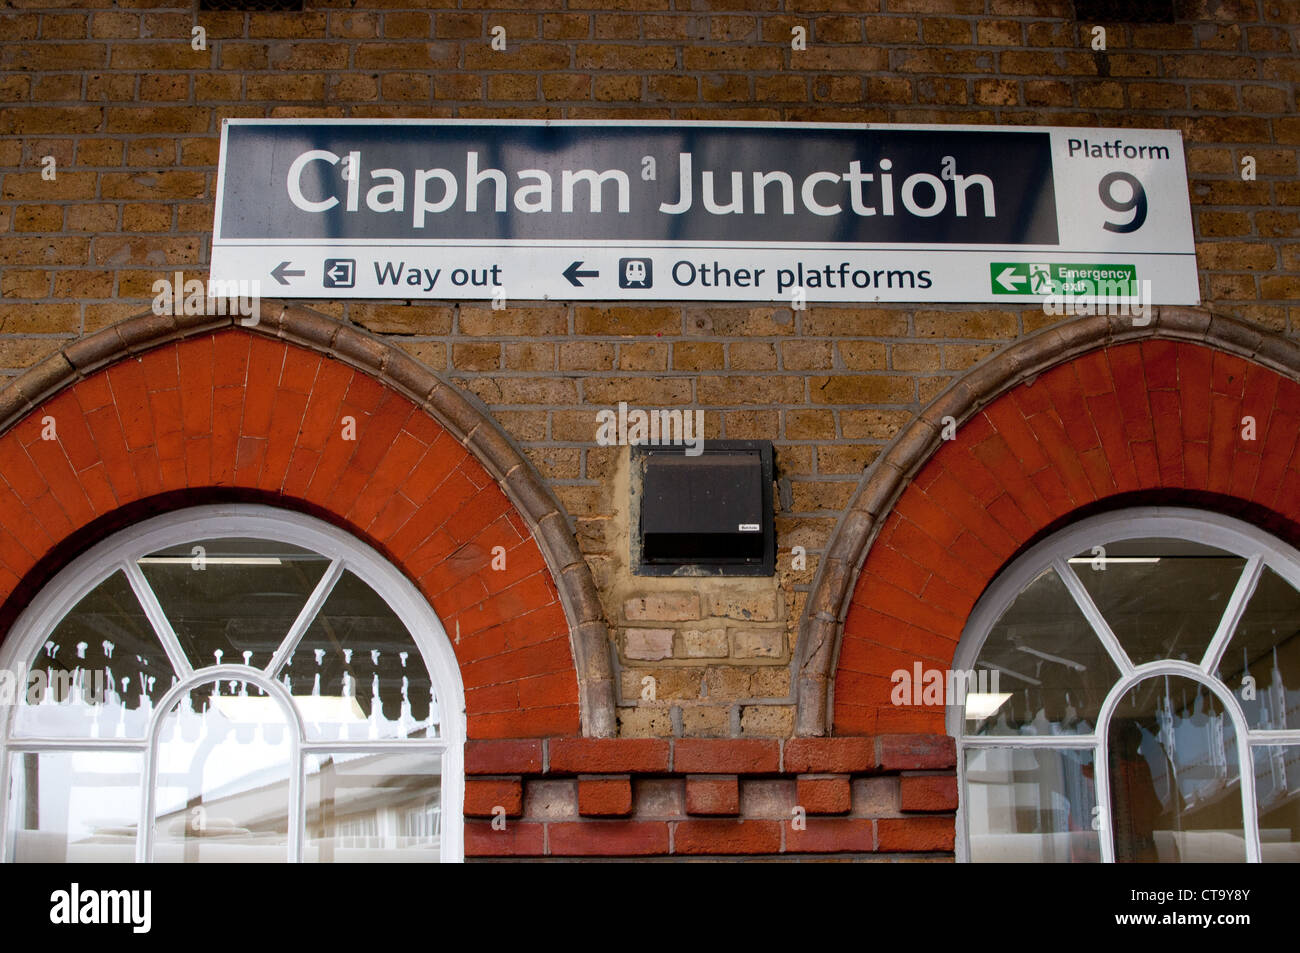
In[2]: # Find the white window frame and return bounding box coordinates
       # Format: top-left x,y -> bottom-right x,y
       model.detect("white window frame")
0,504 -> 466,863
949,506 -> 1300,863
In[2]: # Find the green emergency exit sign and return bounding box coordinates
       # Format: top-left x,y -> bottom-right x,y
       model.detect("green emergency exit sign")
990,262 -> 1139,296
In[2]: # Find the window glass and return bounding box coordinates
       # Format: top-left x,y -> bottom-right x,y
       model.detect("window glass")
1108,676 -> 1245,863
1215,568 -> 1300,731
281,570 -> 439,741
139,538 -> 331,671
964,748 -> 1099,862
12,570 -> 174,739
152,680 -> 292,863
303,751 -> 443,862
1253,746 -> 1300,863
1071,538 -> 1246,667
6,751 -> 142,863
970,568 -> 1120,736
960,513 -> 1300,865
2,515 -> 459,864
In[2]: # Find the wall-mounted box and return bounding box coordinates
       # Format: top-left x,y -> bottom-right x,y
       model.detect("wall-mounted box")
631,441 -> 774,576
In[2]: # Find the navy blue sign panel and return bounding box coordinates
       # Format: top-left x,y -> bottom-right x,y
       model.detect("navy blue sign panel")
216,122 -> 1059,246
210,119 -> 1198,303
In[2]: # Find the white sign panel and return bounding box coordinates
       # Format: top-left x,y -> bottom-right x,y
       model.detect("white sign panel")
210,119 -> 1198,304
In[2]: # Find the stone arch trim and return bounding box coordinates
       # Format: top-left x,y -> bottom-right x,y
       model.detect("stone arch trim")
0,303 -> 616,738
796,307 -> 1300,737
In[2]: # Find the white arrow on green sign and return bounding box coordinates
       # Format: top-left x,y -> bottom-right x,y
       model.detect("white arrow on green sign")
990,262 -> 1138,296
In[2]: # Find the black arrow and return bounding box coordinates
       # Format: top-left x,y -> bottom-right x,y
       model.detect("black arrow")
271,261 -> 306,285
563,260 -> 599,287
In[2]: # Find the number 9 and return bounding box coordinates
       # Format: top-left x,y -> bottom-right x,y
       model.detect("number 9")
1099,171 -> 1147,233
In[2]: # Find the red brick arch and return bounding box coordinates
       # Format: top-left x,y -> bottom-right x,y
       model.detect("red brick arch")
794,309 -> 1300,737
0,308 -> 615,739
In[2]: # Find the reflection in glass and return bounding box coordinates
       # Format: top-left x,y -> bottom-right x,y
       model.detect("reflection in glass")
281,571 -> 438,741
6,751 -> 141,862
152,680 -> 291,862
1109,676 -> 1245,863
1216,568 -> 1300,731
971,569 -> 1120,736
12,571 -> 175,739
140,538 -> 330,671
303,751 -> 443,862
965,747 -> 1099,862
1072,538 -> 1245,666
1253,746 -> 1300,862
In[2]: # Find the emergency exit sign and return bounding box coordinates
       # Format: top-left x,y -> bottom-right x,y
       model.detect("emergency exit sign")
210,119 -> 1198,304
991,262 -> 1139,296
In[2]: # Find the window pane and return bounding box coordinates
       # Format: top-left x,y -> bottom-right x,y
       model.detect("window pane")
1215,568 -> 1300,731
6,751 -> 141,862
280,570 -> 439,741
964,747 -> 1099,862
1254,745 -> 1300,862
1109,676 -> 1245,863
1072,538 -> 1246,667
152,680 -> 292,862
13,570 -> 175,739
139,538 -> 330,671
303,751 -> 443,862
970,568 -> 1120,736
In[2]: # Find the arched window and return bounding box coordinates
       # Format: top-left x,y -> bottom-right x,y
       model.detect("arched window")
0,505 -> 464,863
951,508 -> 1300,863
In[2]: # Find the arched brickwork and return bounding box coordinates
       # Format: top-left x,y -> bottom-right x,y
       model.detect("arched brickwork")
0,305 -> 616,738
796,308 -> 1300,737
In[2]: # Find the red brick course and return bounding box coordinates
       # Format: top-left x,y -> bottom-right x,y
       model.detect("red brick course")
900,775 -> 959,813
787,818 -> 875,853
675,819 -> 783,855
548,821 -> 670,857
797,775 -> 852,815
461,735 -> 953,859
675,738 -> 780,774
550,738 -> 670,773
577,776 -> 634,817
464,779 -> 524,817
685,775 -> 740,816
784,737 -> 877,773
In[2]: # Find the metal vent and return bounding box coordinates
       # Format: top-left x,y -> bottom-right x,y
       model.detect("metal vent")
633,441 -> 774,577
1073,0 -> 1175,22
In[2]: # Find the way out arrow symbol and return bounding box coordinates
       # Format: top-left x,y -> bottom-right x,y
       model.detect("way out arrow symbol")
271,261 -> 306,285
995,266 -> 1027,292
563,261 -> 599,287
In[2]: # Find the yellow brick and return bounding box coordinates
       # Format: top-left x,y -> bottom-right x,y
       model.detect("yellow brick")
810,375 -> 913,404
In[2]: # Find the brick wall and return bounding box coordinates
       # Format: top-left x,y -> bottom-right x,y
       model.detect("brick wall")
0,0 -> 1297,740
463,734 -> 956,858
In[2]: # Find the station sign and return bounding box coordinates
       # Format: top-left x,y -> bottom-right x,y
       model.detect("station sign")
210,119 -> 1198,304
